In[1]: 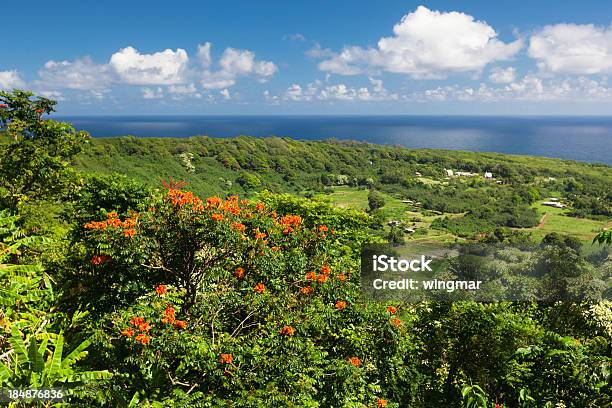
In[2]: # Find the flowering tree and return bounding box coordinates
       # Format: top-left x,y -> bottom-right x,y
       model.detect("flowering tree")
77,188 -> 412,406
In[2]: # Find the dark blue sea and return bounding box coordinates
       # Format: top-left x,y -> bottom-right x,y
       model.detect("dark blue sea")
56,115 -> 612,165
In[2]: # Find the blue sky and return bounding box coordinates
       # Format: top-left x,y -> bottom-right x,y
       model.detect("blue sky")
2,0 -> 612,115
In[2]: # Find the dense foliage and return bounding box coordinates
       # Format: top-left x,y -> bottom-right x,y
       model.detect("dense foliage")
0,91 -> 610,406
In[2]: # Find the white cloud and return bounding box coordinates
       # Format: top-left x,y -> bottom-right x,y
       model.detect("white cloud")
318,6 -> 522,78
529,23 -> 612,74
39,90 -> 65,101
413,75 -> 612,102
0,70 -> 26,89
141,87 -> 164,99
37,58 -> 111,90
220,88 -> 231,100
197,43 -> 212,68
109,46 -> 189,85
168,84 -> 198,94
489,67 -> 516,83
279,77 -> 397,102
201,46 -> 278,89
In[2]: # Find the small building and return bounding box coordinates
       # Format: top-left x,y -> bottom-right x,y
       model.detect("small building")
404,228 -> 416,234
415,172 -> 422,177
388,220 -> 401,227
484,172 -> 493,179
445,169 -> 454,177
542,201 -> 566,209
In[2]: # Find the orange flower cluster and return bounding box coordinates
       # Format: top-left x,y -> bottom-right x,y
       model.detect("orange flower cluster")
306,264 -> 332,284
254,283 -> 266,294
318,225 -> 328,233
348,357 -> 362,367
211,213 -> 224,222
337,273 -> 347,282
84,212 -> 138,237
386,306 -> 397,315
279,325 -> 295,336
122,316 -> 151,345
219,353 -> 233,364
234,267 -> 245,279
167,189 -> 204,211
255,202 -> 265,212
160,303 -> 187,329
162,304 -> 176,324
377,399 -> 388,407
254,229 -> 266,240
300,286 -> 313,295
206,196 -> 222,208
280,215 -> 302,234
390,317 -> 402,328
91,254 -> 111,265
155,284 -> 167,296
335,300 -> 347,310
231,222 -> 246,232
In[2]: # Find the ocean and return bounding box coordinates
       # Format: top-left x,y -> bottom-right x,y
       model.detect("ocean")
55,115 -> 612,165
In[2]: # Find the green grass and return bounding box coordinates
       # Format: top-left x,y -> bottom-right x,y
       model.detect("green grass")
526,202 -> 611,241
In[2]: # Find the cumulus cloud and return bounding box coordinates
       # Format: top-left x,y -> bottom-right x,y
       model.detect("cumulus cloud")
37,58 -> 111,90
109,46 -> 189,85
0,70 -> 26,89
201,46 -> 278,89
141,87 -> 164,99
317,6 -> 522,78
413,75 -> 612,101
528,23 -> 612,74
489,67 -> 516,83
278,77 -> 397,102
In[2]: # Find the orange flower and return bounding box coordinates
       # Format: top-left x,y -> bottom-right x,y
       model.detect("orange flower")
137,322 -> 151,332
377,399 -> 388,407
254,283 -> 266,294
300,286 -> 313,295
124,228 -> 136,237
211,213 -> 224,222
316,274 -> 328,283
337,273 -> 347,282
254,229 -> 267,240
155,284 -> 167,296
305,271 -> 316,281
121,327 -> 134,337
335,300 -> 347,310
255,202 -> 265,211
107,211 -> 118,219
219,353 -> 233,364
135,333 -> 150,345
206,196 -> 222,207
279,325 -> 295,336
386,306 -> 397,314
231,222 -> 246,232
348,357 -> 361,367
174,320 -> 187,330
234,267 -> 245,279
84,221 -> 107,230
162,305 -> 176,324
321,265 -> 331,275
130,316 -> 145,327
91,254 -> 111,265
390,317 -> 402,327
318,225 -> 329,233
271,246 -> 280,251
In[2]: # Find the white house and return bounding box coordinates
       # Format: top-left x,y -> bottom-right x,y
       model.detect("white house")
445,169 -> 454,177
484,172 -> 493,179
542,201 -> 566,209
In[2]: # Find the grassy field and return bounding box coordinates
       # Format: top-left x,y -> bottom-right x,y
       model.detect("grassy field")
526,202 -> 611,242
319,187 -> 611,243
